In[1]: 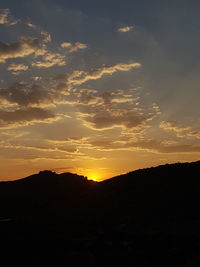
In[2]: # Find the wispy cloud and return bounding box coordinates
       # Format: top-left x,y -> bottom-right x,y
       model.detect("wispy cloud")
117,26 -> 134,33
0,82 -> 52,107
0,9 -> 19,26
159,121 -> 200,141
61,42 -> 87,53
7,63 -> 29,73
0,9 -> 9,24
187,131 -> 200,139
0,107 -> 59,129
0,36 -> 46,63
82,107 -> 155,130
67,62 -> 141,86
87,138 -> 200,154
32,52 -> 66,68
160,120 -> 191,133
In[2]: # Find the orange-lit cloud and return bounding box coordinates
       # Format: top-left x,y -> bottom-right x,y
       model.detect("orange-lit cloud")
0,36 -> 46,63
0,9 -> 9,24
67,62 -> 141,86
0,82 -> 52,107
61,42 -> 87,52
0,107 -> 58,128
187,131 -> 200,139
32,52 -> 66,68
8,63 -> 29,72
117,26 -> 134,32
160,120 -> 191,132
0,8 -> 19,26
159,121 -> 200,141
82,108 -> 155,130
87,138 -> 200,154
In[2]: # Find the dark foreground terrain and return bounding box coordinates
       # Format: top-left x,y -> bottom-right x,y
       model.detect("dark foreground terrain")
1,161 -> 200,266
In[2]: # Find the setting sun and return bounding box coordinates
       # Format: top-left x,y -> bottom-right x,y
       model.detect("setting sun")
85,171 -> 102,182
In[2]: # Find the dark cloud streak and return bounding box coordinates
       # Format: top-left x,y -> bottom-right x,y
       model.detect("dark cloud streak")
0,107 -> 56,128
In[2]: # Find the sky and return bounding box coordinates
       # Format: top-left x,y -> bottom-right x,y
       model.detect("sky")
0,0 -> 200,181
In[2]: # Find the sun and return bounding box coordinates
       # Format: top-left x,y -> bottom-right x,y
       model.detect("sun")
86,171 -> 102,182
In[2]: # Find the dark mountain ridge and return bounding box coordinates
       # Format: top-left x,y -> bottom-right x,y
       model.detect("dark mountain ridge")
1,160 -> 200,224
1,160 -> 200,265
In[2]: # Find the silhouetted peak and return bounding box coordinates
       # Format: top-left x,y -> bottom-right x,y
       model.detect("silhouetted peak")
38,170 -> 56,176
101,160 -> 200,184
59,172 -> 87,181
9,170 -> 89,189
3,160 -> 200,187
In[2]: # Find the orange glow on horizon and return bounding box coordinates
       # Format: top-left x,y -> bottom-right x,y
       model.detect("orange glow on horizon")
86,171 -> 102,182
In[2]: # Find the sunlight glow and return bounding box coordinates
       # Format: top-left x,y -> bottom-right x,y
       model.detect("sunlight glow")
86,171 -> 102,182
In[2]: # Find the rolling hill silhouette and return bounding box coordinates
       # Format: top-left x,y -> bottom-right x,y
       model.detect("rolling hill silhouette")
1,161 -> 200,265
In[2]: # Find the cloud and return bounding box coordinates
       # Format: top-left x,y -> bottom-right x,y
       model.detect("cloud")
88,138 -> 200,154
0,82 -> 52,107
74,89 -> 100,105
160,120 -> 191,133
40,31 -> 52,43
117,26 -> 134,33
25,22 -> 36,29
61,42 -> 87,53
7,63 -> 29,72
0,36 -> 46,63
67,62 -> 141,86
32,52 -> 66,68
0,8 -> 20,26
159,121 -> 200,140
187,131 -> 200,139
0,143 -> 76,161
0,107 -> 57,128
77,94 -> 158,130
103,90 -> 139,104
0,138 -> 78,155
32,76 -> 42,81
0,9 -> 9,24
67,86 -> 159,131
42,80 -> 156,132
44,80 -> 156,131
0,9 -> 67,71
83,108 -> 154,130
138,140 -> 200,154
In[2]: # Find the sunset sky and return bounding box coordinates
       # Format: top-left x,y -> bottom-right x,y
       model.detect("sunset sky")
0,0 -> 200,181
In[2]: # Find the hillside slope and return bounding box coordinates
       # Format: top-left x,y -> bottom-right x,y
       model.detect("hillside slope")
1,161 -> 200,265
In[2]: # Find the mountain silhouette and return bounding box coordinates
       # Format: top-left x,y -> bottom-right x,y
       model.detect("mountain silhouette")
1,161 -> 200,266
